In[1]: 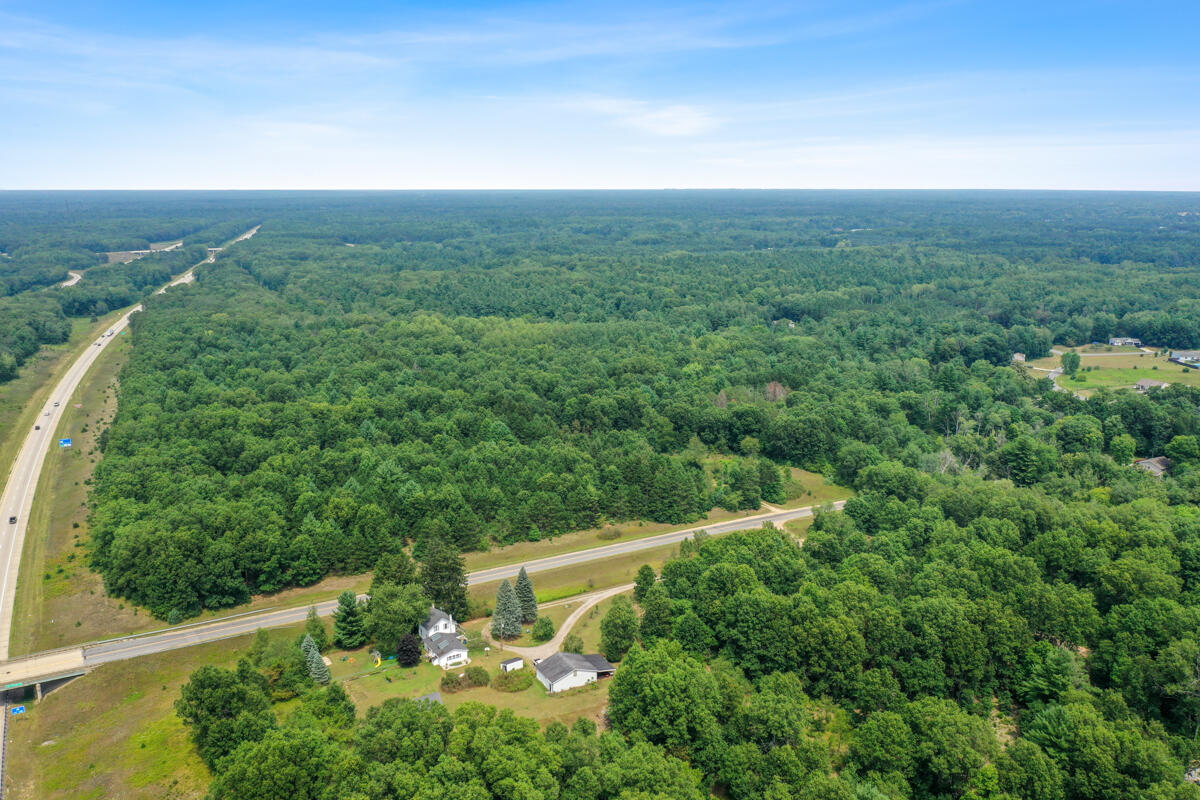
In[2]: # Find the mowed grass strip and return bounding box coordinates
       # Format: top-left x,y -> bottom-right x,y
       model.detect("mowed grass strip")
468,539 -> 682,611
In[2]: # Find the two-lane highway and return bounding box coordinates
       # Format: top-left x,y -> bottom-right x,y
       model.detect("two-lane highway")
0,499 -> 844,688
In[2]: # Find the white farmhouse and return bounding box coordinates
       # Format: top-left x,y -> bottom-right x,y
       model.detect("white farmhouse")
419,606 -> 469,669
534,652 -> 615,694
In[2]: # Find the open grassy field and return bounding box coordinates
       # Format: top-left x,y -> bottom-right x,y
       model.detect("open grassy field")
468,540 -> 681,612
784,516 -> 816,542
779,467 -> 852,508
1061,363 -> 1200,393
0,312 -> 124,490
3,632 -> 251,800
569,590 -> 634,654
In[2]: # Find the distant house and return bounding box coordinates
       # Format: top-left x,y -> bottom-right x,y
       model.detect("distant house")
535,652 -> 615,694
1011,353 -> 1026,363
1171,350 -> 1200,367
1109,337 -> 1143,347
500,657 -> 524,673
1134,456 -> 1171,478
1136,378 -> 1170,393
419,606 -> 469,669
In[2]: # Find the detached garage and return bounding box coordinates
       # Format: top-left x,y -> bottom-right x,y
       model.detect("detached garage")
535,652 -> 615,694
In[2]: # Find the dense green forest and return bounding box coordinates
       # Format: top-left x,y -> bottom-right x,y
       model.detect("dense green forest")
0,192 -> 261,380
8,191 -> 1200,798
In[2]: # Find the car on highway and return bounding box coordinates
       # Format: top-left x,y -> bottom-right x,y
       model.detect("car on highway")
53,401 -> 59,407
7,517 -> 15,525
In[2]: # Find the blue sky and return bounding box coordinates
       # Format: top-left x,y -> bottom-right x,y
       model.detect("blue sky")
1,0 -> 1197,189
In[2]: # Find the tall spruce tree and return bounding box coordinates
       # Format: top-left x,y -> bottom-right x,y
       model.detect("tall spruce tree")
333,590 -> 366,649
306,647 -> 331,684
419,539 -> 469,620
491,579 -> 523,639
301,633 -> 318,660
515,566 -> 538,624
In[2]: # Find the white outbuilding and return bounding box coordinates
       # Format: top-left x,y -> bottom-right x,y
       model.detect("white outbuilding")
535,652 -> 615,694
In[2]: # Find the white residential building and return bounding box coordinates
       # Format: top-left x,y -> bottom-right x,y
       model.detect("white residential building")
535,652 -> 615,694
419,606 -> 469,669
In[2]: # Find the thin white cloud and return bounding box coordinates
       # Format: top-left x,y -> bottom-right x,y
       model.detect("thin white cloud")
569,97 -> 719,137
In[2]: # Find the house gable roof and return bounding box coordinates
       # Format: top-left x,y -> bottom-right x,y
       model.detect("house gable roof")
422,606 -> 452,629
535,652 -> 615,684
423,631 -> 465,658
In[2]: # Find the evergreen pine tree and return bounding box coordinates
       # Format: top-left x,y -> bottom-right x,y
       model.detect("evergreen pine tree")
333,590 -> 367,649
397,633 -> 422,667
306,647 -> 331,684
305,606 -> 328,652
419,539 -> 469,621
301,632 -> 318,660
491,579 -> 523,639
371,551 -> 415,592
515,566 -> 538,624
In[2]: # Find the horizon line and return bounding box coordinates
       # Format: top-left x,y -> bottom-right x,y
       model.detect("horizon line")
2,187 -> 1199,193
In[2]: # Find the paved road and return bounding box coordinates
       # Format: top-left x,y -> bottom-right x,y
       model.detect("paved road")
467,502 -> 843,587
0,499 -> 844,686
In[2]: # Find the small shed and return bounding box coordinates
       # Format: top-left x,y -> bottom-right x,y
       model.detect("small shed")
500,657 -> 524,673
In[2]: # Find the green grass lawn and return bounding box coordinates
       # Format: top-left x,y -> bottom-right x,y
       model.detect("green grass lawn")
1063,364 -> 1200,392
4,633 -> 248,800
568,591 -> 634,655
780,467 -> 852,508
461,599 -> 575,646
468,540 -> 679,612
